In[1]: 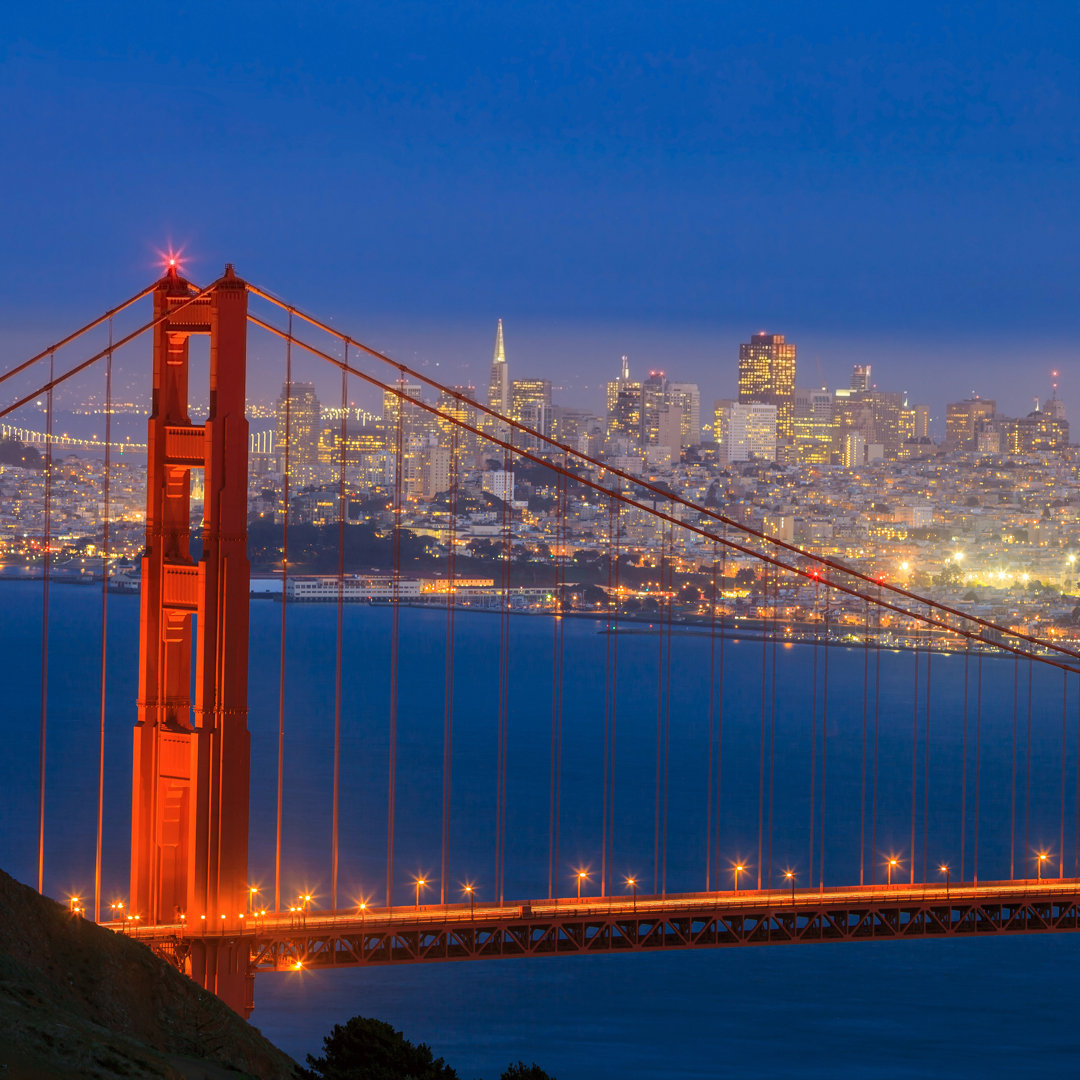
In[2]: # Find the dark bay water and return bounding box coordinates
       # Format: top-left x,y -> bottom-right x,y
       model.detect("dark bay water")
2,581 -> 1079,1077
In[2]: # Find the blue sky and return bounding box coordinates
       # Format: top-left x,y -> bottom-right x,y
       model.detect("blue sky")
2,1 -> 1078,420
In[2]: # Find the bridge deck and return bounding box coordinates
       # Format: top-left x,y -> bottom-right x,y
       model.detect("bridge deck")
113,878 -> 1080,973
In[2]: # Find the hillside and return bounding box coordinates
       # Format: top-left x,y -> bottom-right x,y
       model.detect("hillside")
0,868 -> 299,1079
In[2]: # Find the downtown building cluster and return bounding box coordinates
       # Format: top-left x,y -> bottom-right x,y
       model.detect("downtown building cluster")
2,320 -> 1079,647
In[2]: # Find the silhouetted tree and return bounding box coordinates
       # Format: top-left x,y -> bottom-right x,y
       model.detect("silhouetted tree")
302,1016 -> 458,1080
501,1064 -> 556,1080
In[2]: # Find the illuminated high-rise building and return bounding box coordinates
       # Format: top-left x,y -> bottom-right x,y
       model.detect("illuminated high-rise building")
511,379 -> 551,422
668,382 -> 702,447
738,332 -> 797,441
945,398 -> 995,450
792,387 -> 833,465
851,364 -> 872,392
487,319 -> 510,417
606,355 -> 642,445
640,371 -> 669,447
899,402 -> 931,441
714,399 -> 777,463
275,380 -> 321,488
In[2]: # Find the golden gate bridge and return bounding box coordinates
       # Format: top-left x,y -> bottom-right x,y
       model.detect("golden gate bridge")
3,263 -> 1080,1018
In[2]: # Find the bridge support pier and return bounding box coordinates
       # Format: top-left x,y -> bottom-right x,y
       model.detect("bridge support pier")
131,264 -> 253,1017
189,939 -> 255,1018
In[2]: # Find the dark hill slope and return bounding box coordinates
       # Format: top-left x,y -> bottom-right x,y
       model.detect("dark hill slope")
0,868 -> 298,1079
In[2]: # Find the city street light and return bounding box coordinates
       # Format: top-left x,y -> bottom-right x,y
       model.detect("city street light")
784,869 -> 796,904
887,857 -> 899,886
625,876 -> 638,910
1037,852 -> 1050,881
463,884 -> 475,918
733,864 -> 745,892
576,870 -> 589,900
414,877 -> 427,907
939,864 -> 950,899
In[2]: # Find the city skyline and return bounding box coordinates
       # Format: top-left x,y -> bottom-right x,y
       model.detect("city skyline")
2,2 -> 1079,428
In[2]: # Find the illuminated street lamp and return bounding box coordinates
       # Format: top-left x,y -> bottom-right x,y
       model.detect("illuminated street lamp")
414,877 -> 427,907
733,864 -> 745,892
784,869 -> 796,904
248,885 -> 260,914
1037,852 -> 1050,882
625,876 -> 638,910
576,870 -> 589,900
939,864 -> 950,900
463,884 -> 475,918
887,857 -> 899,886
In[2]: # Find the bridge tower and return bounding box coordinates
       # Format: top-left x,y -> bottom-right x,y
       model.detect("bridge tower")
130,264 -> 252,1014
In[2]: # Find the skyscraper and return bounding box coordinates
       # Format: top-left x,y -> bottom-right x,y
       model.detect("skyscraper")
738,332 -> 797,441
275,380 -> 321,488
487,318 -> 509,418
714,400 -> 777,463
605,355 -> 642,445
668,382 -> 702,447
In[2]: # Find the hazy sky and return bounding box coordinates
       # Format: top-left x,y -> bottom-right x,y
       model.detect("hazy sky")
2,1 -> 1078,425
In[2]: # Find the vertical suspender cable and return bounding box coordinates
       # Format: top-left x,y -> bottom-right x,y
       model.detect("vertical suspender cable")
607,497 -> 622,894
661,508 -> 674,896
548,470 -> 565,898
654,519 -> 666,895
1024,658 -> 1032,877
809,577 -> 819,887
820,582 -> 830,889
274,317 -> 293,912
1010,654 -> 1019,880
860,595 -> 869,886
1060,669 -> 1068,879
601,490 -> 614,897
715,529 -> 728,888
331,352 -> 347,911
757,553 -> 767,891
960,643 -> 969,882
923,612 -> 931,884
1074,675 -> 1079,877
495,440 -> 513,904
974,652 -> 982,885
909,614 -> 920,885
95,324 -> 113,922
441,427 -> 458,905
871,584 -> 882,884
767,560 -> 778,890
37,353 -> 54,895
387,372 -> 405,907
705,543 -> 718,891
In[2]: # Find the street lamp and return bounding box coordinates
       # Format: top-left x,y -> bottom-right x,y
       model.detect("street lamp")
576,870 -> 589,900
1037,852 -> 1050,882
784,870 -> 796,904
625,876 -> 638,910
733,864 -> 745,892
887,857 -> 899,886
463,884 -> 475,918
414,877 -> 427,907
248,885 -> 260,914
939,864 -> 950,899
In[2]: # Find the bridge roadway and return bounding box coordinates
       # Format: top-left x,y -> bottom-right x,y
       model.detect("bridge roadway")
111,878 -> 1080,973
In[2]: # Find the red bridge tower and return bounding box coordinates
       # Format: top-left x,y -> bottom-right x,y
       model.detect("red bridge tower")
130,264 -> 252,1014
